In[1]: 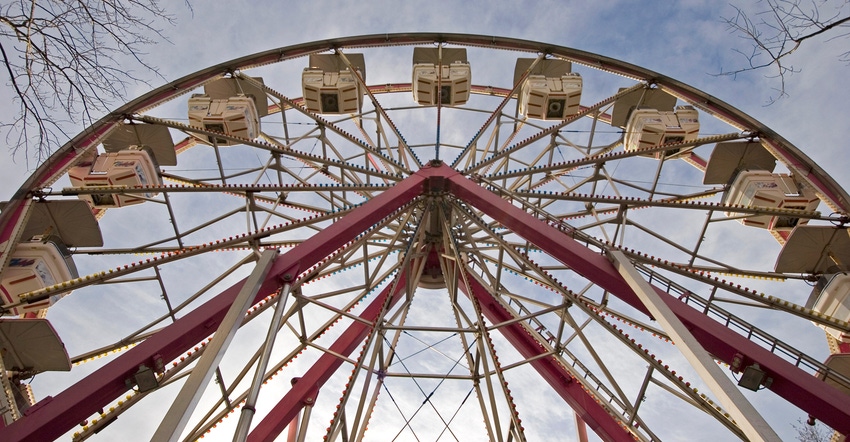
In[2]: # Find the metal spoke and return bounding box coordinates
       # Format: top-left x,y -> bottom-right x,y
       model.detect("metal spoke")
3,34 -> 848,442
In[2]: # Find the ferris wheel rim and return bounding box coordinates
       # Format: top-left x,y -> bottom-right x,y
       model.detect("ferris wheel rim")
0,33 -> 848,441
2,32 -> 847,225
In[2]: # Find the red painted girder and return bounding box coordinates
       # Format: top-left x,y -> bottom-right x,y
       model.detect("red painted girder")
0,167 -> 429,442
458,268 -> 638,442
247,272 -> 409,442
1,268 -> 290,442
443,164 -> 850,435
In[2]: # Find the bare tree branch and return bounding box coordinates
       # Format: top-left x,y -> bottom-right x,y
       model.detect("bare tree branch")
792,418 -> 832,441
717,0 -> 850,104
0,0 -> 185,163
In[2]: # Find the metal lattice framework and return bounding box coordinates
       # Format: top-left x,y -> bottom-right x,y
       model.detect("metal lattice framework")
1,34 -> 849,441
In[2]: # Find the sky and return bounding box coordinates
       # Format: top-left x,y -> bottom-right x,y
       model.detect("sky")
1,1 -> 849,441
3,0 -> 849,201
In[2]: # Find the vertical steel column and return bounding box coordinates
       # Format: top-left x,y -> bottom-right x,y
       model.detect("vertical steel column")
283,377 -> 318,442
286,409 -> 299,442
233,282 -> 293,441
294,396 -> 316,442
608,250 -> 780,442
286,378 -> 302,442
152,249 -> 278,442
574,413 -> 588,442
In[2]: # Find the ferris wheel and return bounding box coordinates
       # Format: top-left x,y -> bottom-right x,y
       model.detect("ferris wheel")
0,33 -> 849,441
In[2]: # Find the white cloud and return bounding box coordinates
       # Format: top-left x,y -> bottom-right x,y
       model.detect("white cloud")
1,2 -> 848,441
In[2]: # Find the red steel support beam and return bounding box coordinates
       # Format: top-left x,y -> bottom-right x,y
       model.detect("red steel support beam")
0,167 -> 429,442
7,161 -> 848,440
444,164 -> 850,435
458,268 -> 638,442
247,272 -> 409,442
